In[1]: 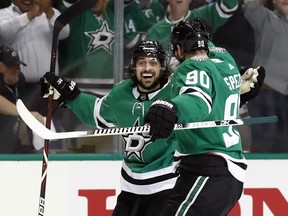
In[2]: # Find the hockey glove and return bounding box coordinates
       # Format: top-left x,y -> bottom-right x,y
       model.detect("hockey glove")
144,99 -> 178,141
40,72 -> 81,106
240,66 -> 265,107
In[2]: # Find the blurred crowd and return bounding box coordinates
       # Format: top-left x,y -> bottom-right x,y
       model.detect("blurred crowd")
0,0 -> 287,154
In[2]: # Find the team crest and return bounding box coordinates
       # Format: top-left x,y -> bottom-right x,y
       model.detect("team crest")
85,21 -> 114,54
122,118 -> 152,162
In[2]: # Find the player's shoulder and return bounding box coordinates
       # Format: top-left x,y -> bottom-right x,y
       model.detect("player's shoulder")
209,46 -> 227,55
106,80 -> 133,99
208,43 -> 237,65
208,42 -> 227,55
112,79 -> 133,92
176,56 -> 214,74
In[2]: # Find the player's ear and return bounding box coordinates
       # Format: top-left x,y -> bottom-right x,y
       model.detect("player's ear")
176,45 -> 184,60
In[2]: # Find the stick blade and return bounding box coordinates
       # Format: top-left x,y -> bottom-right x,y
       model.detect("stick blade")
16,99 -> 55,140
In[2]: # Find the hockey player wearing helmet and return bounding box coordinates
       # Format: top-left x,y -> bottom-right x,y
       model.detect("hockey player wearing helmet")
144,19 -> 264,216
41,40 -> 178,216
127,40 -> 170,92
40,28 -> 264,215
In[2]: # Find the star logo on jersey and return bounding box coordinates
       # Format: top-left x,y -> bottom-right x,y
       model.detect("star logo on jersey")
122,119 -> 151,162
85,21 -> 114,54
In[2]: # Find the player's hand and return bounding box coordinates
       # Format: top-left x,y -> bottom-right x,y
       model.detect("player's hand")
40,72 -> 81,106
144,99 -> 178,141
240,66 -> 265,107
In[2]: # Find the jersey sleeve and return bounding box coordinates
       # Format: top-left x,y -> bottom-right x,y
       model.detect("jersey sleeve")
93,92 -> 118,128
67,91 -> 117,128
66,93 -> 98,127
56,0 -> 69,12
191,0 -> 238,33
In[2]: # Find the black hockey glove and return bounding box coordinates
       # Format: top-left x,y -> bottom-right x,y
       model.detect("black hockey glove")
40,72 -> 81,106
144,99 -> 178,141
240,66 -> 265,107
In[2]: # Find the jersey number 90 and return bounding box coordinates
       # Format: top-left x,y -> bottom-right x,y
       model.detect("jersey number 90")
185,70 -> 240,148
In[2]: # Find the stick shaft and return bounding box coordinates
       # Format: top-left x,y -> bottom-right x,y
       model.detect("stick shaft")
16,99 -> 278,141
38,0 -> 96,215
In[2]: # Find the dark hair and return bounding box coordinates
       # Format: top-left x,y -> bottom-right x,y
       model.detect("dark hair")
126,40 -> 171,87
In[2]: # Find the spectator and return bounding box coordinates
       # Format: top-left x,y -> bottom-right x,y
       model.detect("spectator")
242,0 -> 288,152
57,0 -> 114,93
146,0 -> 239,69
0,46 -> 44,153
159,0 -> 211,10
124,0 -> 166,66
145,19 -> 247,216
0,0 -> 70,115
261,0 -> 274,10
213,3 -> 255,68
147,0 -> 238,51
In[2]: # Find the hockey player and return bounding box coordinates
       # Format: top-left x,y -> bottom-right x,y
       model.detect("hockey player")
41,40 -> 179,216
41,39 -> 264,215
144,19 -> 263,216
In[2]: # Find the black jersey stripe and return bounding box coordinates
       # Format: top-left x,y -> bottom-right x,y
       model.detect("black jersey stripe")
183,88 -> 212,108
121,169 -> 179,186
217,0 -> 238,16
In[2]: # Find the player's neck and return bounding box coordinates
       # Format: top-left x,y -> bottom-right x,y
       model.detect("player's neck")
186,50 -> 208,59
137,86 -> 161,94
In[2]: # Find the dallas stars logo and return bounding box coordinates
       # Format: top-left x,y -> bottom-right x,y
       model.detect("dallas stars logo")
122,119 -> 151,162
85,21 -> 114,54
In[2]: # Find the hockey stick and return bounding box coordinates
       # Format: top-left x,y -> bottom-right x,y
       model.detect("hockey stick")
38,0 -> 96,215
17,99 -> 278,141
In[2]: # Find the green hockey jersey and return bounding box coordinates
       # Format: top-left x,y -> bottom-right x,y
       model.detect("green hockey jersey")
146,0 -> 238,51
124,0 -> 165,49
67,80 -> 179,194
170,43 -> 246,182
58,0 -> 114,80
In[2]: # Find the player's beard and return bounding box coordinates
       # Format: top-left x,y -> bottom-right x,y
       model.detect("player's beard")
137,75 -> 161,92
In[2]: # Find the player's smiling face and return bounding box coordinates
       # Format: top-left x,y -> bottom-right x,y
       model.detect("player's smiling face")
135,56 -> 162,92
